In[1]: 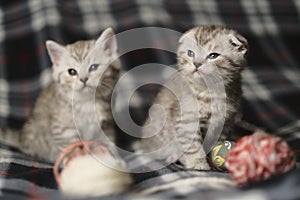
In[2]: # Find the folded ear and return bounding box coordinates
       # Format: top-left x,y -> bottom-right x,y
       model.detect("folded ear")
178,29 -> 196,44
228,33 -> 248,56
46,40 -> 66,66
95,27 -> 118,56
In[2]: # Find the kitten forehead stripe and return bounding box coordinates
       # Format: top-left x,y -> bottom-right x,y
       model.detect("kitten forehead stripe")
194,25 -> 228,46
67,40 -> 95,63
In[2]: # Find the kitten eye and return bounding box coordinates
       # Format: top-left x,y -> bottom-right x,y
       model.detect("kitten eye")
187,50 -> 195,58
89,64 -> 99,72
207,52 -> 220,59
68,68 -> 77,76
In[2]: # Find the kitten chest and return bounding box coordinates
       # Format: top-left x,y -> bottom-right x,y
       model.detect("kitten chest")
72,101 -> 105,140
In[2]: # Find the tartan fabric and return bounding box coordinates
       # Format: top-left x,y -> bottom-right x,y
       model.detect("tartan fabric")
1,0 -> 300,129
1,144 -> 300,200
0,0 -> 300,199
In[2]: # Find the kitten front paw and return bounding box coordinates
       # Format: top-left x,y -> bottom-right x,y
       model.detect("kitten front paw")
179,157 -> 211,171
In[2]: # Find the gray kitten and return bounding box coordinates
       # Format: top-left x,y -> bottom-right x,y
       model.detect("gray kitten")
135,25 -> 248,170
0,27 -> 120,163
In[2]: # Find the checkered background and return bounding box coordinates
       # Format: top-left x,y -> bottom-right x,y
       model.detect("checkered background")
0,0 -> 300,199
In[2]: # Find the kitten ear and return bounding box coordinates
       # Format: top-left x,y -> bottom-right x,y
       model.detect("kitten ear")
178,31 -> 197,56
46,40 -> 66,66
178,30 -> 195,44
178,34 -> 186,44
228,33 -> 248,56
95,27 -> 118,56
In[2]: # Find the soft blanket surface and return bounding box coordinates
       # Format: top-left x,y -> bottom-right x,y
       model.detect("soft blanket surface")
0,0 -> 299,199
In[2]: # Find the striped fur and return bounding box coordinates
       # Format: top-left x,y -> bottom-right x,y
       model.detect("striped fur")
135,25 -> 248,170
0,28 -> 120,163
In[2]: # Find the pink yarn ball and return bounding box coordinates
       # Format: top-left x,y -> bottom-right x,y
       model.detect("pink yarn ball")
225,131 -> 296,186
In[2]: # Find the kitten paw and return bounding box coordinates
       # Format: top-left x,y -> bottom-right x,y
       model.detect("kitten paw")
180,157 -> 211,171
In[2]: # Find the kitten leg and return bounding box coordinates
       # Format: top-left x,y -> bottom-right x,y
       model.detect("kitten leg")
48,128 -> 80,162
178,139 -> 211,170
179,150 -> 211,170
175,121 -> 211,170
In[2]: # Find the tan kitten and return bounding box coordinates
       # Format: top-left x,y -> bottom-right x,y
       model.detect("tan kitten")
135,25 -> 248,170
0,27 -> 121,163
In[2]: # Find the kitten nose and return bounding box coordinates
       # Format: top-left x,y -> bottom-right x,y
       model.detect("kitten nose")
80,77 -> 88,84
193,62 -> 202,69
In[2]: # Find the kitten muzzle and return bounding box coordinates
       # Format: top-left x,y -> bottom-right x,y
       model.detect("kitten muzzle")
193,62 -> 202,70
79,77 -> 88,84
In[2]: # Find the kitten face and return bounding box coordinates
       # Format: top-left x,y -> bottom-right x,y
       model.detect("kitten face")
46,27 -> 119,100
177,25 -> 248,82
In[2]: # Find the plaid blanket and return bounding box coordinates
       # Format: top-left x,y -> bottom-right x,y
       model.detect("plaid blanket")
0,0 -> 300,199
